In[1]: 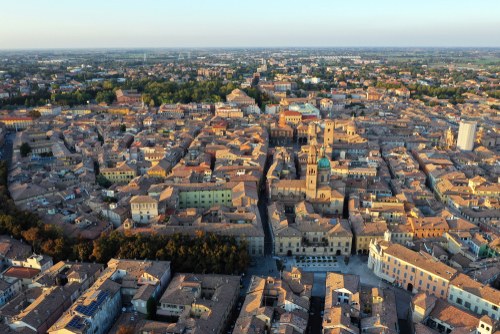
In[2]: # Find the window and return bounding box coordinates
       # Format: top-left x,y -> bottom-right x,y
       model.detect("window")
442,281 -> 446,287
426,283 -> 430,289
441,290 -> 445,296
419,279 -> 422,286
457,298 -> 463,305
465,301 -> 471,308
404,273 -> 407,278
450,295 -> 454,301
420,272 -> 423,277
432,286 -> 436,292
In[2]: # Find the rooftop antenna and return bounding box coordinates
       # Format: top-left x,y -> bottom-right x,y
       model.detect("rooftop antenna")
144,53 -> 146,65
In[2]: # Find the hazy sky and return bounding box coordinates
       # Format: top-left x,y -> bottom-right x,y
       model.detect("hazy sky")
1,0 -> 500,49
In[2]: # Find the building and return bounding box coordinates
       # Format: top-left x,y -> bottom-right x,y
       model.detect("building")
269,111 -> 294,144
106,258 -> 171,314
457,121 -> 477,152
100,161 -> 137,183
47,274 -> 122,334
369,240 -> 457,297
448,273 -> 500,319
233,267 -> 313,334
410,291 -> 485,334
0,277 -> 22,307
226,89 -> 256,106
38,104 -> 62,116
130,195 -> 159,223
116,89 -> 143,104
269,202 -> 352,257
269,144 -> 345,215
158,273 -> 239,334
0,117 -> 35,131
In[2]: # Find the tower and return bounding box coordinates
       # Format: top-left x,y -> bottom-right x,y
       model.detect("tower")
457,121 -> 476,151
279,110 -> 286,128
306,145 -> 318,199
317,145 -> 331,187
445,127 -> 454,147
324,120 -> 335,145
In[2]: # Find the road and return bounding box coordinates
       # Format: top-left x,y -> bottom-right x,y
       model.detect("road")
257,153 -> 273,256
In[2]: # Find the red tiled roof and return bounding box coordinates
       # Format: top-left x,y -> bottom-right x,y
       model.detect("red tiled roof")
1,117 -> 35,121
4,267 -> 41,279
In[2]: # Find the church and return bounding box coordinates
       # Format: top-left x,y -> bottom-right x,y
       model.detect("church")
269,143 -> 344,215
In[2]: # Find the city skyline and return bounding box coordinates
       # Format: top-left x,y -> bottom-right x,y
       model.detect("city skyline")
2,0 -> 500,49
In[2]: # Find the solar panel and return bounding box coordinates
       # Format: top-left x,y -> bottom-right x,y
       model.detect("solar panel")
68,316 -> 84,330
74,292 -> 110,317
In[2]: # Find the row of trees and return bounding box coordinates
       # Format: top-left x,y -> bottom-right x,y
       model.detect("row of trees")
89,230 -> 250,275
0,162 -> 251,275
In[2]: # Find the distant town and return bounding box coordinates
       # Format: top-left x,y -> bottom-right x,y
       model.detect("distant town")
0,48 -> 499,334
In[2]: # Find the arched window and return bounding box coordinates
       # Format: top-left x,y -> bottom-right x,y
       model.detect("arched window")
321,175 -> 324,182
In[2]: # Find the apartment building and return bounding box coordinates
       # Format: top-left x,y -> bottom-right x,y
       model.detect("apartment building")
47,276 -> 122,334
369,240 -> 457,297
158,273 -> 240,334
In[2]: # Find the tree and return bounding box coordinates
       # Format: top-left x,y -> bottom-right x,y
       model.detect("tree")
286,89 -> 291,96
119,124 -> 126,132
116,325 -> 135,334
25,99 -> 30,107
96,174 -> 112,188
20,142 -> 32,157
29,110 -> 41,118
146,296 -> 157,320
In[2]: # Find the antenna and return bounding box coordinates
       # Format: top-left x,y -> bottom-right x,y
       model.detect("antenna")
144,53 -> 146,64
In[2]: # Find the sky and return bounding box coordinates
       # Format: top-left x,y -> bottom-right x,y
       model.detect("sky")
1,0 -> 500,49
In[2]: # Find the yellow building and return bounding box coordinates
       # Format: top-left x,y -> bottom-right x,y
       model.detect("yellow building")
100,161 -> 137,182
1,116 -> 35,130
147,159 -> 172,180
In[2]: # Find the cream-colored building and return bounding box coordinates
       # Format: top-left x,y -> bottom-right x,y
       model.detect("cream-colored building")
130,195 -> 159,223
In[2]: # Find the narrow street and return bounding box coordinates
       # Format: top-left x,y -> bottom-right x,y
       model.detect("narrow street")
257,154 -> 273,256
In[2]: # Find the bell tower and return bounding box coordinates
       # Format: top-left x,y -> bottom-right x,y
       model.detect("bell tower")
279,109 -> 286,128
324,120 -> 335,145
306,145 -> 317,199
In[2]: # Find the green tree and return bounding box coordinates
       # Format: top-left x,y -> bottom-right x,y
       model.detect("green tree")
20,142 -> 32,157
96,174 -> 112,188
119,124 -> 126,132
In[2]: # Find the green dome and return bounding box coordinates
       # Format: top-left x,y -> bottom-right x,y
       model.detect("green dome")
317,156 -> 331,169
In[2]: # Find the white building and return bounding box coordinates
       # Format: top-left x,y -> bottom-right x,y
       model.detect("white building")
457,121 -> 476,151
39,104 -> 62,116
130,195 -> 158,223
448,273 -> 500,320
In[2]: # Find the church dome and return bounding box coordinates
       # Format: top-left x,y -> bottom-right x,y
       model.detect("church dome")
317,156 -> 331,169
